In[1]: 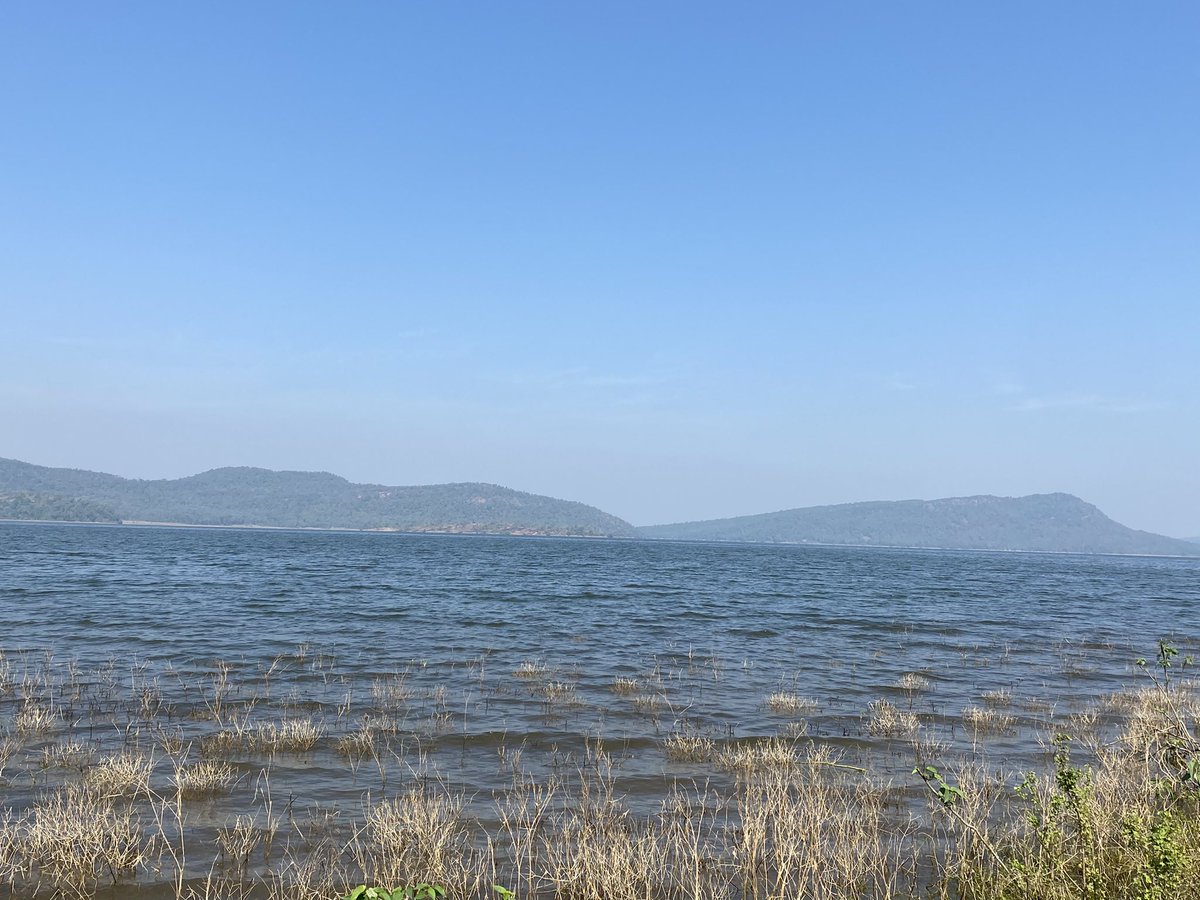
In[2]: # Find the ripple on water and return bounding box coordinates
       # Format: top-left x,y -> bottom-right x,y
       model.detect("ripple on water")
2,521 -> 1199,888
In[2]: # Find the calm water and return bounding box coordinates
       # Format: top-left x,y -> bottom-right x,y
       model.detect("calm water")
1,521 -> 1198,889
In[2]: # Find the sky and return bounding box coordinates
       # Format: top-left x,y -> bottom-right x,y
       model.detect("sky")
1,3 -> 1198,534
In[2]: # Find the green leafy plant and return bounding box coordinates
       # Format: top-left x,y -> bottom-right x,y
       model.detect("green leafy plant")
914,765 -> 964,807
342,884 -> 447,900
1135,639 -> 1192,691
1123,811 -> 1184,900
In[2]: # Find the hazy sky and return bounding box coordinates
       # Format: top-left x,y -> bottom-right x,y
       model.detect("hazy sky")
2,4 -> 1198,534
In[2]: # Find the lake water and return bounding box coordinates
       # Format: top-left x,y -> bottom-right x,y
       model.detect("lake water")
1,521 -> 1198,893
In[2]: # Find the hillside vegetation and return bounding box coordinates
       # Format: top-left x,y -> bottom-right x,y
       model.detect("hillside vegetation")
0,458 -> 635,537
4,457 -> 1194,555
638,493 -> 1200,556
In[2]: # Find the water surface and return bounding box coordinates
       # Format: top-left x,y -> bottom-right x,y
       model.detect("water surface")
1,522 -> 1197,889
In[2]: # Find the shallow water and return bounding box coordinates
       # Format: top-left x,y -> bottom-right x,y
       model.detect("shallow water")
1,522 -> 1198,892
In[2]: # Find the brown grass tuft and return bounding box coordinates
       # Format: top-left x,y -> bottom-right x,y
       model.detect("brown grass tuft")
174,759 -> 237,798
962,706 -> 1017,735
664,731 -> 716,762
610,676 -> 640,695
867,700 -> 920,738
84,752 -> 153,797
17,784 -> 148,896
765,691 -> 819,715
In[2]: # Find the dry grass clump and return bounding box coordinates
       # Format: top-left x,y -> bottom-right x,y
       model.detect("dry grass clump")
765,691 -> 818,715
0,652 -> 14,696
253,719 -> 324,754
1112,683 -> 1200,760
39,741 -> 95,771
735,749 -> 911,899
335,717 -> 398,761
83,751 -> 153,797
1066,709 -> 1102,735
14,703 -> 59,737
14,783 -> 148,896
897,672 -> 931,693
631,693 -> 664,714
540,788 -> 665,900
610,676 -> 640,695
371,675 -> 412,709
867,700 -> 920,738
962,706 -> 1017,735
217,813 -> 279,873
154,727 -> 189,756
533,745 -> 679,900
200,727 -> 247,758
540,681 -> 577,705
359,786 -> 482,896
174,759 -> 237,798
664,731 -> 716,762
779,720 -> 810,739
513,660 -> 548,679
336,729 -> 377,761
981,688 -> 1013,707
217,814 -> 260,871
719,737 -> 801,773
0,737 -> 19,779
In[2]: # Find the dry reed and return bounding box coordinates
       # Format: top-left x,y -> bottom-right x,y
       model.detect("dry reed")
764,690 -> 818,715
174,759 -> 237,798
867,699 -> 920,737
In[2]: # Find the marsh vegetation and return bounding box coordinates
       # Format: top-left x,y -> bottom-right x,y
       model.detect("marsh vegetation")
1,637 -> 1198,899
5,525 -> 1200,898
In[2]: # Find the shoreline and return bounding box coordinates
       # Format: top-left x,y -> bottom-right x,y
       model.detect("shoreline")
2,515 -> 1198,559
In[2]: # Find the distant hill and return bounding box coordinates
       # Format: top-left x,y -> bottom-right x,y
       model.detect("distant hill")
4,457 -> 1193,555
0,492 -> 120,523
638,493 -> 1200,556
0,458 -> 636,537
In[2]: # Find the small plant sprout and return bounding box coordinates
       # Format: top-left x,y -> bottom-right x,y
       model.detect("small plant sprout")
914,765 -> 963,807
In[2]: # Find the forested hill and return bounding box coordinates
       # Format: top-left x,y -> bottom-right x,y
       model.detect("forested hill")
0,458 -> 636,537
638,493 -> 1200,556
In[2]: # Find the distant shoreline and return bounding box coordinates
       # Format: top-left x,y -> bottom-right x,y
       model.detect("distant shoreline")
0,516 -> 614,539
3,516 -> 1199,560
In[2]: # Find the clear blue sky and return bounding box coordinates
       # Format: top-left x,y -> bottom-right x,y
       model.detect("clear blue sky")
2,3 -> 1197,534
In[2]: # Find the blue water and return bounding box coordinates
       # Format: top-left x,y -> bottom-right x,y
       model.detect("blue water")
1,521 -> 1198,868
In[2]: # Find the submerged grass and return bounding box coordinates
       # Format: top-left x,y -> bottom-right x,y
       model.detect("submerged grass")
0,643 -> 1198,899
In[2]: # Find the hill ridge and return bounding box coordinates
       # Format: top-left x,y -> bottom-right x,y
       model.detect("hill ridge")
4,457 -> 1195,555
637,492 -> 1199,556
0,457 -> 635,537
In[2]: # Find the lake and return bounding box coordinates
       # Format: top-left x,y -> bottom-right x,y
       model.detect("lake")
1,521 -> 1197,897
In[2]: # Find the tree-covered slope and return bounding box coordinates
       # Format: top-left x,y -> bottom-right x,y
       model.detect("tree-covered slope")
638,493 -> 1200,556
0,492 -> 120,523
0,458 -> 635,537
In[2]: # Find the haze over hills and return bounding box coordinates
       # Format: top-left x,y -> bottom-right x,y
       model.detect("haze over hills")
2,457 -> 1196,556
0,458 -> 636,537
638,494 -> 1200,556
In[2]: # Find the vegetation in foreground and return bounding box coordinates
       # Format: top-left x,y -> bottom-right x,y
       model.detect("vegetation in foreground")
0,642 -> 1197,899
